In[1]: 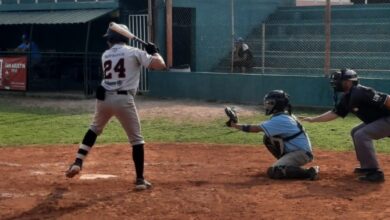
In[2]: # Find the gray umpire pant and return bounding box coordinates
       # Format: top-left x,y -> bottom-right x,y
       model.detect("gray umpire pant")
351,116 -> 390,169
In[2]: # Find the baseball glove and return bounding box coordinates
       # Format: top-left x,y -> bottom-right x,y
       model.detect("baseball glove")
225,106 -> 238,127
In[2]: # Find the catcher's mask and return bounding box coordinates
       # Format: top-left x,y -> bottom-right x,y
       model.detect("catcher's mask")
329,68 -> 358,92
103,24 -> 129,44
263,90 -> 291,115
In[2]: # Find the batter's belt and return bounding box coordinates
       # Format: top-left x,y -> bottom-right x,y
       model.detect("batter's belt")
116,90 -> 129,95
96,85 -> 133,101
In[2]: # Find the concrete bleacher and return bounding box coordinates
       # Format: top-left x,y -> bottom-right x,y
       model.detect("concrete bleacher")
215,3 -> 390,78
265,3 -> 390,77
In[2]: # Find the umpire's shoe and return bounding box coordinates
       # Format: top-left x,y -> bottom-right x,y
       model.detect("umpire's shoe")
135,178 -> 152,190
359,170 -> 385,183
354,167 -> 378,174
65,164 -> 81,178
308,166 -> 320,181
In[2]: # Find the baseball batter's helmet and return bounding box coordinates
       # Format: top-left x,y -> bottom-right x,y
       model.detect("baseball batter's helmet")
263,90 -> 290,115
103,24 -> 128,43
330,68 -> 358,92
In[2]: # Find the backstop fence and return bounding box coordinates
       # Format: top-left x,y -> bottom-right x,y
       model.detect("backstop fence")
171,0 -> 390,79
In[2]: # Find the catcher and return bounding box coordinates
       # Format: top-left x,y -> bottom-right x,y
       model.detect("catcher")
225,90 -> 319,180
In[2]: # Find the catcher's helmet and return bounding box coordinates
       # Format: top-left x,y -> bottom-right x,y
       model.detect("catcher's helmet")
330,68 -> 358,92
263,90 -> 290,115
103,24 -> 128,43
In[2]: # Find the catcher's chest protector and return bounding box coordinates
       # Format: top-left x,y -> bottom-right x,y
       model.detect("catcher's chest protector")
263,117 -> 305,159
263,135 -> 284,159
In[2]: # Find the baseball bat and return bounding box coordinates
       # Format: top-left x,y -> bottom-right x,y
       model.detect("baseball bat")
108,22 -> 147,46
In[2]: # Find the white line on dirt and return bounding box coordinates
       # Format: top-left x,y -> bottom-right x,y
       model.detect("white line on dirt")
0,162 -> 21,167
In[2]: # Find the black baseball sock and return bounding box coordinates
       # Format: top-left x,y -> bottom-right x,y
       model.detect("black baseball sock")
74,129 -> 97,167
132,144 -> 144,180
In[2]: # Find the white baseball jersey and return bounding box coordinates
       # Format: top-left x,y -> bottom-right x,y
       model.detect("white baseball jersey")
101,44 -> 153,91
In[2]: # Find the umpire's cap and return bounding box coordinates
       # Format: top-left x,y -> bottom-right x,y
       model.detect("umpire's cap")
103,23 -> 128,43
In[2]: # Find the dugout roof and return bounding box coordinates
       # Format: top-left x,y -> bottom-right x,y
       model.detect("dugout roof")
0,9 -> 115,25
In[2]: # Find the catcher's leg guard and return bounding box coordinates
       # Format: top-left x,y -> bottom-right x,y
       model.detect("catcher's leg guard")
284,166 -> 311,179
267,166 -> 286,179
267,166 -> 318,180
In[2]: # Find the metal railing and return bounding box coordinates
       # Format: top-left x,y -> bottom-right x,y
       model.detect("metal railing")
129,14 -> 149,92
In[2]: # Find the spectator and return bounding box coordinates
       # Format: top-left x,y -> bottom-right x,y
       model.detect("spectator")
233,37 -> 253,73
16,34 -> 42,66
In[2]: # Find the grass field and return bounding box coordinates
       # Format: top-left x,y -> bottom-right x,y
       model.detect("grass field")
1,96 -> 390,152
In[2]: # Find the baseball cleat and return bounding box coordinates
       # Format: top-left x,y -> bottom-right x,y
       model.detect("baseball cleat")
359,170 -> 385,183
308,166 -> 320,181
353,167 -> 378,175
135,178 -> 152,190
65,164 -> 81,178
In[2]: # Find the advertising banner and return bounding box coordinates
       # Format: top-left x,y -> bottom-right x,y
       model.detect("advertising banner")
0,56 -> 27,91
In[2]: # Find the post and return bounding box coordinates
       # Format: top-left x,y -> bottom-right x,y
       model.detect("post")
230,0 -> 235,73
324,0 -> 331,76
84,22 -> 91,96
262,23 -> 265,74
26,25 -> 34,91
148,0 -> 153,42
166,0 -> 173,68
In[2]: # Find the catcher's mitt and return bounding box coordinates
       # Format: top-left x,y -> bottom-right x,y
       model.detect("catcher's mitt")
224,106 -> 238,127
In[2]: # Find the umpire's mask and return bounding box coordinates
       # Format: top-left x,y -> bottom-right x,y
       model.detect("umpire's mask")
263,90 -> 291,115
330,68 -> 358,92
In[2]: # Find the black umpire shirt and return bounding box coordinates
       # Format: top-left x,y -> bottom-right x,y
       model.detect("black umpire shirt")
333,85 -> 390,124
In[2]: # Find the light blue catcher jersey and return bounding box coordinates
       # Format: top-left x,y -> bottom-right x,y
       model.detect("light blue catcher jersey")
260,114 -> 312,153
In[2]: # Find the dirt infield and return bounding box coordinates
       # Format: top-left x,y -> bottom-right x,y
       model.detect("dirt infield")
1,143 -> 390,220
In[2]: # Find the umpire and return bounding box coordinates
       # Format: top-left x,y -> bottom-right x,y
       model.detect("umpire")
302,68 -> 390,182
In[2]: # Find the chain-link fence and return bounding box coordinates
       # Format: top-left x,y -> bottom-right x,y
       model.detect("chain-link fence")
262,0 -> 390,78
171,0 -> 390,78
